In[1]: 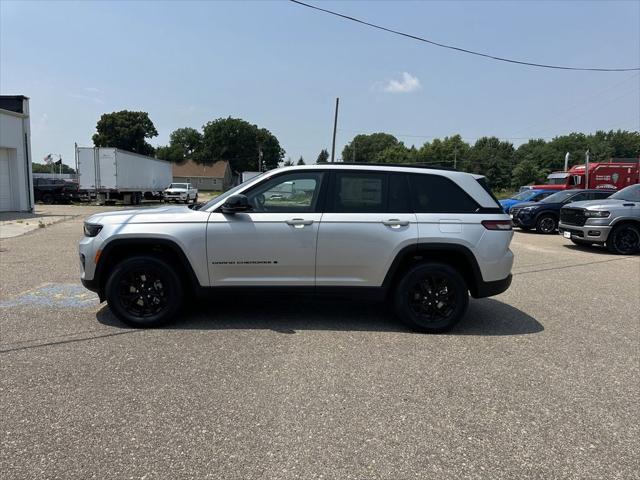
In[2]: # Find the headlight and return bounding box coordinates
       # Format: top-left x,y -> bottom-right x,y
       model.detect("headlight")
522,206 -> 538,212
83,223 -> 103,237
584,210 -> 610,218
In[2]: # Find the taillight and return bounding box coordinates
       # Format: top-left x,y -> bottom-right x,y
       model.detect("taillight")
482,220 -> 512,231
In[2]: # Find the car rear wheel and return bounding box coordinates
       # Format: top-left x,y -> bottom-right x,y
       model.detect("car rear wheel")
105,256 -> 184,328
41,193 -> 54,204
394,262 -> 469,333
536,214 -> 557,234
607,223 -> 640,255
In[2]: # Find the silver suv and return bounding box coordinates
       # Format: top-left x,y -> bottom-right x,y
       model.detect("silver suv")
559,183 -> 640,254
79,164 -> 514,332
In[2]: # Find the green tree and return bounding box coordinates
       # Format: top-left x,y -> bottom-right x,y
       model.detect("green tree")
92,110 -> 158,155
416,135 -> 470,168
283,157 -> 294,167
157,127 -> 203,163
464,137 -> 515,190
200,117 -> 284,171
32,162 -> 75,174
376,144 -> 414,163
341,133 -> 399,163
297,156 -> 306,165
316,148 -> 329,163
512,159 -> 547,187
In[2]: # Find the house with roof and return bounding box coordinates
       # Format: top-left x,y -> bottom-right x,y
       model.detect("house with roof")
172,160 -> 233,191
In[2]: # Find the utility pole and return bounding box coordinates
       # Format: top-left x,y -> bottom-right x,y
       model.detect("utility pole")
585,149 -> 590,188
330,97 -> 339,163
353,139 -> 356,162
258,146 -> 264,172
454,147 -> 458,170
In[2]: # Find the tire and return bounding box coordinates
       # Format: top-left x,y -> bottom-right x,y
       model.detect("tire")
105,256 -> 184,328
535,214 -> 557,234
394,262 -> 469,333
41,193 -> 54,204
606,223 -> 640,255
571,238 -> 592,247
194,195 -> 198,203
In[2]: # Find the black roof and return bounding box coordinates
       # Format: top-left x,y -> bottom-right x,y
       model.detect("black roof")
0,95 -> 28,114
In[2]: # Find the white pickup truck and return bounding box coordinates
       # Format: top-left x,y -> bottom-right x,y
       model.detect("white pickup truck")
163,183 -> 198,204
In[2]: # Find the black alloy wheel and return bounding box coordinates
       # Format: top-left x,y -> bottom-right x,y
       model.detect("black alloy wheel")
536,214 -> 557,234
395,263 -> 469,333
607,224 -> 640,255
105,256 -> 184,327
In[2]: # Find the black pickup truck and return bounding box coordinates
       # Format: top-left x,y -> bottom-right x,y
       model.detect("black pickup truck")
33,178 -> 80,204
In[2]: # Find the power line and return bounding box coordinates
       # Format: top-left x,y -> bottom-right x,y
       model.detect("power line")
290,0 -> 640,72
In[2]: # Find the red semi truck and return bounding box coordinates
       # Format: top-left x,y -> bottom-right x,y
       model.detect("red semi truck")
526,160 -> 639,192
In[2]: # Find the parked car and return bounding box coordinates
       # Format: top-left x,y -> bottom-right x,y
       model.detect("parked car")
559,184 -> 640,254
510,189 -> 615,234
499,189 -> 555,213
163,183 -> 198,203
79,164 -> 514,333
33,178 -> 79,204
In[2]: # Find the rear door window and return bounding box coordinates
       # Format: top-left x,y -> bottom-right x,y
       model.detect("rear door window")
332,172 -> 387,213
408,173 -> 479,213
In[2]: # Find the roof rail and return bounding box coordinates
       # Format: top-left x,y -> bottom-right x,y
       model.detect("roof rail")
334,162 -> 457,171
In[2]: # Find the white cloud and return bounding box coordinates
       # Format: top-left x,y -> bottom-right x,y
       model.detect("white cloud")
379,72 -> 421,93
83,87 -> 103,94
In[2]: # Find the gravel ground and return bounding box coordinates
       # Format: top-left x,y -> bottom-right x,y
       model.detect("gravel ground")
1,206 -> 638,479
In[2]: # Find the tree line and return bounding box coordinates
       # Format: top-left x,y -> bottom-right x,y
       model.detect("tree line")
90,110 -> 638,190
339,130 -> 639,189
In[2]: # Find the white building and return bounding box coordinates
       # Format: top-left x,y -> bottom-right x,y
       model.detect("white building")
0,95 -> 34,212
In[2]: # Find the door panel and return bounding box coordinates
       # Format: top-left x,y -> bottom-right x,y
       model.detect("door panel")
206,171 -> 326,286
207,212 -> 322,285
315,213 -> 417,286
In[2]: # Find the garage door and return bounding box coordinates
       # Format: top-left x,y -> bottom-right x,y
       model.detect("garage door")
0,148 -> 12,211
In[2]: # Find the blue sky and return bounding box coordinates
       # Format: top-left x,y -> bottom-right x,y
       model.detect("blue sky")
1,0 -> 639,168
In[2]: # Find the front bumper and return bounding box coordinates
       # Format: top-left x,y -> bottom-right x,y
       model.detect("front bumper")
511,211 -> 537,228
558,223 -> 611,243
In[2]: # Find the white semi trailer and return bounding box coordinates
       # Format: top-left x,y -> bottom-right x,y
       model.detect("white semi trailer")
76,146 -> 172,204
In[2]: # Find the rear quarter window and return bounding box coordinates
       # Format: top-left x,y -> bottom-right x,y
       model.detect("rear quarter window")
408,173 -> 479,213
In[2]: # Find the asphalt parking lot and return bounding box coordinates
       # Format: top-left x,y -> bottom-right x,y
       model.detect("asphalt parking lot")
1,205 -> 639,480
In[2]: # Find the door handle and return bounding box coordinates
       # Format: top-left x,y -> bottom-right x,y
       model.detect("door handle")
286,218 -> 314,228
382,219 -> 409,229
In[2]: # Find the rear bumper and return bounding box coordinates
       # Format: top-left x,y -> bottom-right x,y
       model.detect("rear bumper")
473,274 -> 512,298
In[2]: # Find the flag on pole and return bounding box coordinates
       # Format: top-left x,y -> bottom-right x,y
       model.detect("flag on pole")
44,154 -> 52,164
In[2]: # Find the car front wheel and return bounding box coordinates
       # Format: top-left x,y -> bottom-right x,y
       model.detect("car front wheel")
536,214 -> 557,234
105,256 -> 184,328
607,223 -> 640,255
394,262 -> 469,333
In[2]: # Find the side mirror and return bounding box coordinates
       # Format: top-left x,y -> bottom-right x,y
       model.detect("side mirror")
220,194 -> 251,214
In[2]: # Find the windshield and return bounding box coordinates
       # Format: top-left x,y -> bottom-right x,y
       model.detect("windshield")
200,171 -> 269,210
168,183 -> 188,189
610,184 -> 640,202
540,191 -> 576,203
511,190 -> 539,201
